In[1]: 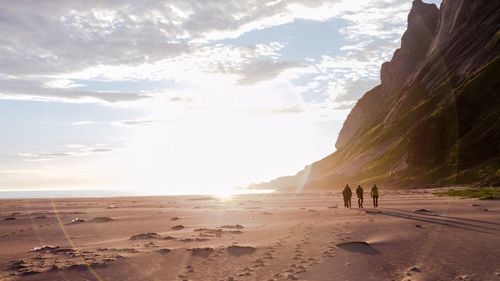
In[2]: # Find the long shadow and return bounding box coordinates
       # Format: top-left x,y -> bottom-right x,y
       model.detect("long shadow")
382,208 -> 500,230
373,209 -> 498,235
412,212 -> 500,226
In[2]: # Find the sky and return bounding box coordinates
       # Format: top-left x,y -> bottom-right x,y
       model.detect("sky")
0,0 -> 441,195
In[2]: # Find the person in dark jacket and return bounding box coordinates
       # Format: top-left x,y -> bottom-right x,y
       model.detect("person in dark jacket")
356,185 -> 364,208
342,184 -> 352,208
370,184 -> 379,207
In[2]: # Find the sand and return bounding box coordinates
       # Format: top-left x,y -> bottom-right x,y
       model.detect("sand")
0,189 -> 499,281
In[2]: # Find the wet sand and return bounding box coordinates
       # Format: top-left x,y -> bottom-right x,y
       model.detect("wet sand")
1,189 -> 499,281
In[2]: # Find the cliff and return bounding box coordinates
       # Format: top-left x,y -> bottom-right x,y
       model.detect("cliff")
251,0 -> 500,191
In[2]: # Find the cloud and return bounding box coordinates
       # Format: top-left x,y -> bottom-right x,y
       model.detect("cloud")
17,145 -> 114,161
111,119 -> 156,127
236,60 -> 306,85
88,148 -> 113,153
169,97 -> 184,102
0,0 -> 411,106
0,0 -> 346,77
0,78 -> 150,103
269,104 -> 305,114
332,101 -> 357,109
72,121 -> 95,126
285,0 -> 412,110
334,78 -> 379,102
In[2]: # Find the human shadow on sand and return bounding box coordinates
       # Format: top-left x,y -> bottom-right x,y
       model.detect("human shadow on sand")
411,211 -> 500,227
380,209 -> 500,234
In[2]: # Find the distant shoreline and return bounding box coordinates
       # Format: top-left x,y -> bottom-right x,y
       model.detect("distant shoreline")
0,189 -> 275,199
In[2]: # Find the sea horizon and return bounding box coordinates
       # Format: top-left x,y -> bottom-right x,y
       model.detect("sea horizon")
0,188 -> 276,199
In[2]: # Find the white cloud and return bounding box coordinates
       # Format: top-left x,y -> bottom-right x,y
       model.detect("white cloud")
110,119 -> 156,127
286,0 -> 412,109
0,0 -> 419,191
17,145 -> 114,162
72,121 -> 96,126
0,77 -> 151,103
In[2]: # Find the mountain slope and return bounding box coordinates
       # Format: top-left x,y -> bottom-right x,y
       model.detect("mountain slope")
252,0 -> 500,191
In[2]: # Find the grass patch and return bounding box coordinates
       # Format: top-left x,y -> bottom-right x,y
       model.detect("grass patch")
433,188 -> 500,200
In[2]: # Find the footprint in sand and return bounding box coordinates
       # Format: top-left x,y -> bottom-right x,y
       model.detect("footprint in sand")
185,265 -> 194,273
238,266 -> 255,277
253,258 -> 266,268
176,264 -> 195,281
263,250 -> 274,260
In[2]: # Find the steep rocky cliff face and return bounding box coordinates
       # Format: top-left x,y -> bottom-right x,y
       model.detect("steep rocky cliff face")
252,0 -> 500,191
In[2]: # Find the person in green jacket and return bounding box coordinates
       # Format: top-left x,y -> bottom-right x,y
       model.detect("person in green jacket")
370,184 -> 379,207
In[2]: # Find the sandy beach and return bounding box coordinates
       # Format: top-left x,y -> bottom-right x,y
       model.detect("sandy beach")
1,189 -> 499,281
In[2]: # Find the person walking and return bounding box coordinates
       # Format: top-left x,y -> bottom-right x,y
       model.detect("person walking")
370,184 -> 379,207
342,184 -> 352,208
356,185 -> 364,208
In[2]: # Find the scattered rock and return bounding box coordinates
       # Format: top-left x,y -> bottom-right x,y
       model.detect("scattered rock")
410,266 -> 421,272
414,209 -> 437,215
157,248 -> 172,255
181,238 -> 210,242
34,215 -> 47,219
69,218 -> 86,224
4,217 -> 16,221
171,217 -> 180,221
9,260 -> 27,270
415,224 -> 424,228
68,264 -> 88,271
31,245 -> 60,252
20,269 -> 41,276
172,225 -> 184,230
190,247 -> 214,258
144,241 -> 158,248
227,245 -> 257,256
129,232 -> 161,240
97,247 -> 138,253
220,224 -> 244,229
336,241 -> 379,255
90,216 -> 114,223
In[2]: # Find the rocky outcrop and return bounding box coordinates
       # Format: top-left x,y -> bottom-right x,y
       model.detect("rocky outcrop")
336,0 -> 439,150
252,0 -> 500,191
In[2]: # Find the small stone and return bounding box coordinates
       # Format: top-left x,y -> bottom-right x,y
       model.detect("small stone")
410,266 -> 420,272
